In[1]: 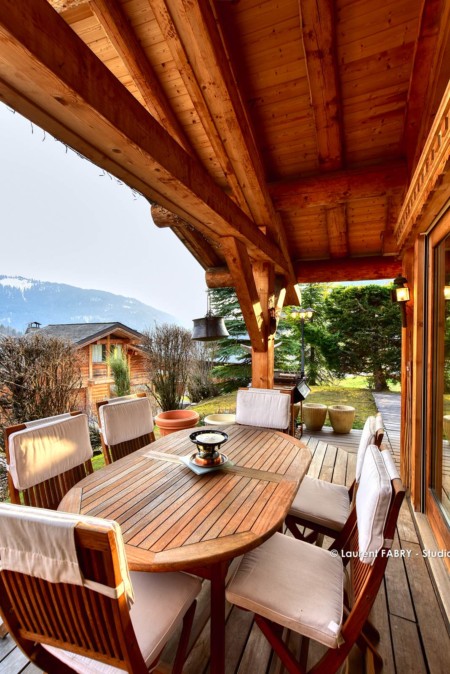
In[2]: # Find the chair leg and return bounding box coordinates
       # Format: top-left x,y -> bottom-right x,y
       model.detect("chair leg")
255,615 -> 306,674
285,517 -> 320,544
356,632 -> 383,673
172,600 -> 197,674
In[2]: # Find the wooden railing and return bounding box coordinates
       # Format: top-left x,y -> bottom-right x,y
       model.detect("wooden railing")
395,82 -> 450,249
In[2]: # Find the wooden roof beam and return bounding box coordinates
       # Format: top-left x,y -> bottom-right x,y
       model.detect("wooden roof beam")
403,0 -> 450,173
0,0 -> 288,274
150,0 -> 296,282
221,238 -> 266,352
269,161 -> 407,209
299,0 -> 343,171
88,0 -> 192,154
206,255 -> 402,287
151,204 -> 222,269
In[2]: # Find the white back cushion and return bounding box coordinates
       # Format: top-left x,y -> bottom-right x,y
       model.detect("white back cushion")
0,502 -> 134,607
99,396 -> 154,446
355,415 -> 377,483
8,414 -> 93,490
236,389 -> 290,430
381,449 -> 400,480
356,444 -> 392,563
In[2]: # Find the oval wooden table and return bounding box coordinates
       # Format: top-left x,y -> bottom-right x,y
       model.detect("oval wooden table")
59,424 -> 311,674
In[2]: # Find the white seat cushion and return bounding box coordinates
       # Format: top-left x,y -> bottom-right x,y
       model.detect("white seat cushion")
235,389 -> 290,430
226,532 -> 344,649
99,397 -> 154,446
44,570 -> 201,673
289,475 -> 350,531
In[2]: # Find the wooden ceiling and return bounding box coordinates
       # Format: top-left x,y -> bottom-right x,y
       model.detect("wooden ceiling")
0,0 -> 449,287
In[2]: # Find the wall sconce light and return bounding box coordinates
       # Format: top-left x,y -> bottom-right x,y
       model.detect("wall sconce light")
391,275 -> 409,327
444,286 -> 450,301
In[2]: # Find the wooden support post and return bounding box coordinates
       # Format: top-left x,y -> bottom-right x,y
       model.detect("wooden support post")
252,263 -> 275,388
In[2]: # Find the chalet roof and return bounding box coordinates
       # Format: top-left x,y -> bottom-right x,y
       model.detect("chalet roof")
0,1 -> 449,352
36,322 -> 144,346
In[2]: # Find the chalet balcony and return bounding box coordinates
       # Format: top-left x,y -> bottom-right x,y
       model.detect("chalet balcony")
1,393 -> 448,674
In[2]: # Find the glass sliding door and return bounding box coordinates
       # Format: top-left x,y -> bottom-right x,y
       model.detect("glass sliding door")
427,211 -> 450,557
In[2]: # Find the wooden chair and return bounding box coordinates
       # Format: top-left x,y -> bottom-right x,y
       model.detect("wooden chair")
285,413 -> 384,545
0,503 -> 201,674
4,412 -> 93,510
235,388 -> 291,432
226,445 -> 405,674
97,393 -> 155,464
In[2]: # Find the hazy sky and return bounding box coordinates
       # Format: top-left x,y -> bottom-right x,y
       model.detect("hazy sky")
0,103 -> 207,326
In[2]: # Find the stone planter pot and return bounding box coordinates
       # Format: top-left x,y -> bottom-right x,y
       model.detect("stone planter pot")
154,409 -> 200,436
204,413 -> 236,426
302,403 -> 328,431
328,405 -> 356,434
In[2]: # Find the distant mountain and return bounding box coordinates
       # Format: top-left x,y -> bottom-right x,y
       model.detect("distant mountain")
0,276 -> 178,333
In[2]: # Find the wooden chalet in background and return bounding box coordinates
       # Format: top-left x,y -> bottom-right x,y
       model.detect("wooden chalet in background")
30,322 -> 149,410
0,0 -> 449,617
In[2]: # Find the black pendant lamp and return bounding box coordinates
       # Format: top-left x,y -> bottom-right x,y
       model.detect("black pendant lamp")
192,290 -> 229,341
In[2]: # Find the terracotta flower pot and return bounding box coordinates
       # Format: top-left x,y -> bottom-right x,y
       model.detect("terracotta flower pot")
302,403 -> 327,431
154,409 -> 200,436
328,405 -> 356,434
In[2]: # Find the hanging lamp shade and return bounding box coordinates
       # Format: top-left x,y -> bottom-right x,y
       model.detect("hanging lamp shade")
192,315 -> 229,341
192,290 -> 229,341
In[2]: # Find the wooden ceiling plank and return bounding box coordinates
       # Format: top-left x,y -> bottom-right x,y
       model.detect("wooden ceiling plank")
89,0 -> 192,153
299,0 -> 343,171
150,0 -> 296,281
269,161 -> 408,210
0,0 -> 288,274
221,237 -> 266,352
326,205 -> 348,258
403,0 -> 450,172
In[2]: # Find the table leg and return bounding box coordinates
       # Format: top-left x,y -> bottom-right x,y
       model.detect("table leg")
209,560 -> 228,674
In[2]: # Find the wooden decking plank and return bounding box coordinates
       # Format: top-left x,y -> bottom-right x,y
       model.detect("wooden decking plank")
383,534 -> 416,621
331,447 -> 348,485
368,581 -> 396,674
0,645 -> 31,674
223,609 -> 254,674
396,499 -> 420,545
404,542 -> 450,674
389,614 -> 427,673
305,440 -> 328,478
318,443 -> 338,482
236,619 -> 273,674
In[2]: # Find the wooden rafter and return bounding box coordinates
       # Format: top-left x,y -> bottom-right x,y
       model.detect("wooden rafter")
403,0 -> 450,172
151,204 -> 222,268
269,162 -> 407,209
0,0 -> 289,274
221,237 -> 266,353
150,0 -> 296,282
299,0 -> 343,171
88,0 -> 192,153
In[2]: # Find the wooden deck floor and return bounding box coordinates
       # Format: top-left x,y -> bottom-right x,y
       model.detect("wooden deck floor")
1,395 -> 449,673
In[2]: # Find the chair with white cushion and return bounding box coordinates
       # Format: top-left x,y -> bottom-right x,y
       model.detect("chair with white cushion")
4,412 -> 93,510
0,502 -> 201,674
235,388 -> 291,432
226,444 -> 404,674
97,394 -> 155,464
285,413 -> 384,544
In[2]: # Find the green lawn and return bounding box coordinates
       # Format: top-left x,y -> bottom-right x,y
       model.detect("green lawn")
189,379 -> 392,430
